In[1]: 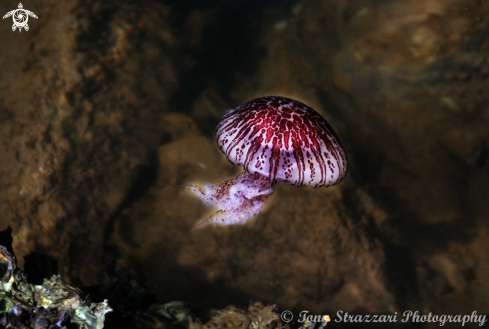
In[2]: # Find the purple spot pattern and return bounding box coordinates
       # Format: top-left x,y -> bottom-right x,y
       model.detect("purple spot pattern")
216,96 -> 347,188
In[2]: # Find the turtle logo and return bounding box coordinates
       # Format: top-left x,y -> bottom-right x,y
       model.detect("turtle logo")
3,3 -> 38,32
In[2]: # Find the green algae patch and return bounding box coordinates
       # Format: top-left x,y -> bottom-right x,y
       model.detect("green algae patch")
0,245 -> 112,329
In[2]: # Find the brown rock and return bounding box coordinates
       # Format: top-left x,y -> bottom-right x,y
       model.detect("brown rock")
0,0 -> 180,285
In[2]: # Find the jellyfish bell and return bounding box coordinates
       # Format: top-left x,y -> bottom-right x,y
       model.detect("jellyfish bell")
217,96 -> 347,187
187,96 -> 347,228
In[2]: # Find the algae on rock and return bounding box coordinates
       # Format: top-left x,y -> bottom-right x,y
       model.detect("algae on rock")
0,245 -> 111,329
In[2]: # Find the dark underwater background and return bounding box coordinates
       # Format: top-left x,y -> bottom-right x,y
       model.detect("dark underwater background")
0,0 -> 488,328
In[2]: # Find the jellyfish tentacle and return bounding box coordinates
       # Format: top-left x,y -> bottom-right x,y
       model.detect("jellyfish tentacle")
188,171 -> 274,228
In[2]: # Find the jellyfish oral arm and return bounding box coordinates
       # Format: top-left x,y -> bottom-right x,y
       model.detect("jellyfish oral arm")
186,171 -> 275,228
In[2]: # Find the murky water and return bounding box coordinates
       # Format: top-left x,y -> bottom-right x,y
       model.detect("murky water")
0,0 -> 488,328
